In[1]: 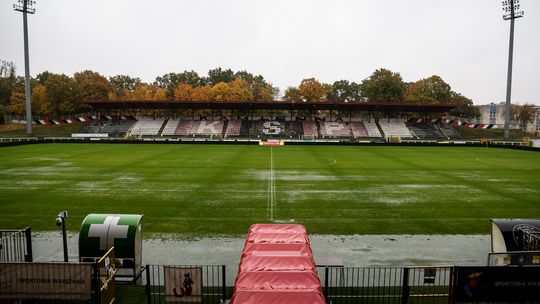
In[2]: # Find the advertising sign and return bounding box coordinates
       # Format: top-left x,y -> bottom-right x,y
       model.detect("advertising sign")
164,266 -> 203,303
0,263 -> 92,300
454,266 -> 540,302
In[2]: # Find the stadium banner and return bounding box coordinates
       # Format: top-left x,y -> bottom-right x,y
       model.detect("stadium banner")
164,266 -> 203,303
454,266 -> 540,302
0,263 -> 92,300
259,139 -> 283,146
71,133 -> 108,138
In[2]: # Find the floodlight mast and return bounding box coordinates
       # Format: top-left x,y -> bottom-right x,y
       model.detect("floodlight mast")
13,0 -> 36,135
502,0 -> 524,140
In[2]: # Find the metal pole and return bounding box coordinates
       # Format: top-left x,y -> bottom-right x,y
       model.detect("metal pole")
22,1 -> 33,135
62,218 -> 68,262
503,1 -> 515,140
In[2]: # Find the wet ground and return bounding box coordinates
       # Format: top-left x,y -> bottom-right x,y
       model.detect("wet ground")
32,232 -> 490,283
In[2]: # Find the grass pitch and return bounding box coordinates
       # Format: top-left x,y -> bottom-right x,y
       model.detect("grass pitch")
0,143 -> 539,236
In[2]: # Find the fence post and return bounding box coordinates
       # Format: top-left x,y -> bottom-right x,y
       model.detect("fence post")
145,265 -> 152,304
92,263 -> 101,304
323,267 -> 329,302
222,265 -> 227,302
24,227 -> 33,262
448,266 -> 456,304
401,267 -> 410,304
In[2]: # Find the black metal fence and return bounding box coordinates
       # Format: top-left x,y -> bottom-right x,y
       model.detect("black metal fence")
0,227 -> 33,262
144,264 -> 227,304
323,266 -> 452,304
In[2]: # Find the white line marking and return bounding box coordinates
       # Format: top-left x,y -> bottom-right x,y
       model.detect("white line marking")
267,147 -> 276,221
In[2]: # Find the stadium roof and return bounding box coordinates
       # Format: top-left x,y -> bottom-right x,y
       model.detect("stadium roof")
83,100 -> 457,112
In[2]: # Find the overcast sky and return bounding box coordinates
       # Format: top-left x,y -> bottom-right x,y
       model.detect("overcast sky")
1,0 -> 539,105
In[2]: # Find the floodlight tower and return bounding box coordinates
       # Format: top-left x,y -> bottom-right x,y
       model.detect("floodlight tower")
502,0 -> 524,140
13,0 -> 36,135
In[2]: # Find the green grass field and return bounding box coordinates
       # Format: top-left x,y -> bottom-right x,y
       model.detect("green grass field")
0,143 -> 539,236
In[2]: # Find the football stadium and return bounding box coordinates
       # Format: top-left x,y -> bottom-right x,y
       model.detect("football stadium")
1,100 -> 540,303
2,0 -> 540,303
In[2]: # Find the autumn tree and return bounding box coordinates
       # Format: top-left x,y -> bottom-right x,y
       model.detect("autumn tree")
74,70 -> 113,109
228,77 -> 254,101
191,85 -> 212,101
132,84 -> 167,100
298,78 -> 326,102
511,103 -> 537,130
283,87 -> 303,102
174,83 -> 194,101
405,75 -> 452,103
234,71 -> 278,101
8,92 -> 26,114
210,82 -> 232,101
155,71 -> 203,98
31,84 -> 53,116
360,68 -> 406,102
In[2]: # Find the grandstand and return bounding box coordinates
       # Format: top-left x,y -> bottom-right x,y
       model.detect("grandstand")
79,100 -> 463,141
407,122 -> 446,139
438,122 -> 461,139
129,118 -> 166,136
160,119 -> 180,136
319,121 -> 352,138
378,121 -> 413,138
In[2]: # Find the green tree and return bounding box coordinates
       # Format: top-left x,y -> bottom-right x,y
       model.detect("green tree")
449,92 -> 479,119
206,68 -> 235,86
0,60 -> 17,108
35,71 -> 52,85
405,75 -> 452,103
327,80 -> 363,102
109,75 -> 142,99
360,68 -> 406,102
44,74 -> 76,114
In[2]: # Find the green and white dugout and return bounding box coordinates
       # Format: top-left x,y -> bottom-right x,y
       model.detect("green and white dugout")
79,214 -> 143,278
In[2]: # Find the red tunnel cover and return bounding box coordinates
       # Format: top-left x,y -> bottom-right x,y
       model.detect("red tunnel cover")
245,232 -> 310,245
248,224 -> 308,234
242,243 -> 313,258
239,256 -> 316,272
234,271 -> 322,293
230,290 -> 326,304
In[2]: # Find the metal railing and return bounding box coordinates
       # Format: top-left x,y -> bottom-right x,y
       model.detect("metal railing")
323,266 -> 453,304
0,227 -> 32,262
